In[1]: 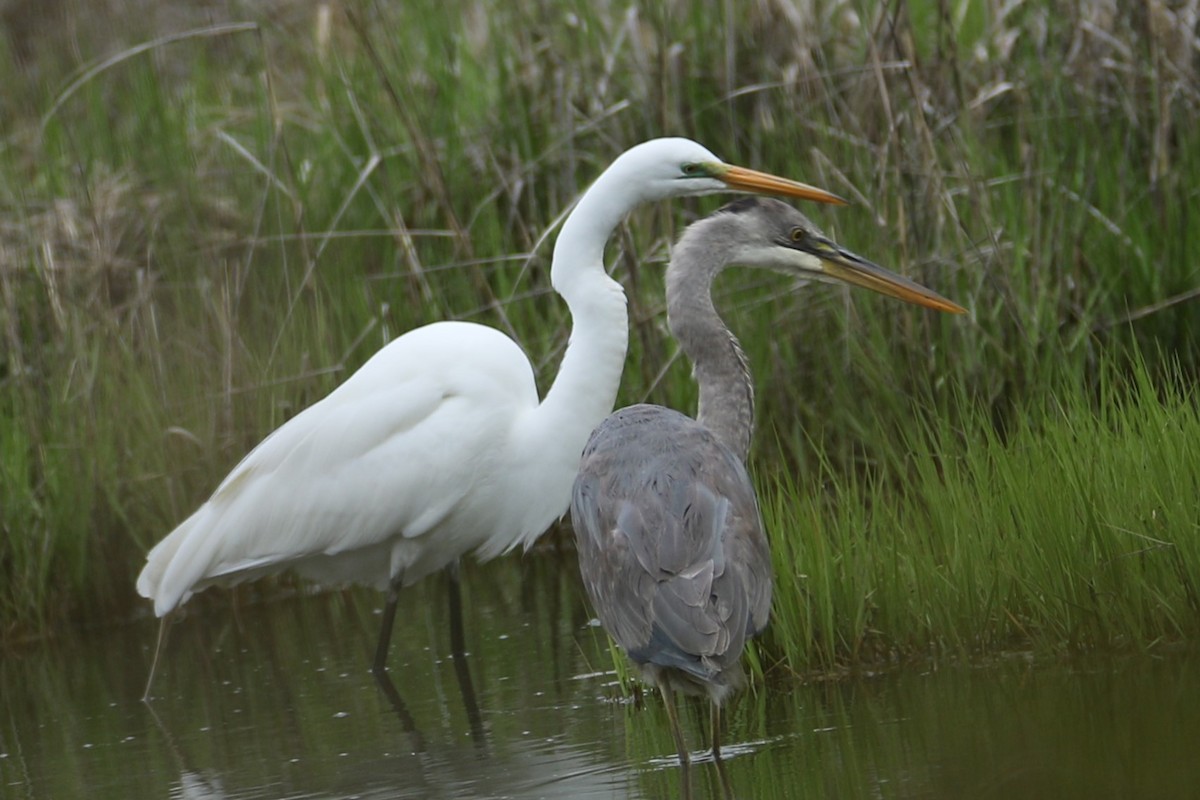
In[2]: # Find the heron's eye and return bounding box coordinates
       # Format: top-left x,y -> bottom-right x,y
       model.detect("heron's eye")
790,227 -> 807,242
681,163 -> 704,177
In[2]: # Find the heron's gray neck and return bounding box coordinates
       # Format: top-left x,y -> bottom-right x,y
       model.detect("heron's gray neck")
666,229 -> 754,463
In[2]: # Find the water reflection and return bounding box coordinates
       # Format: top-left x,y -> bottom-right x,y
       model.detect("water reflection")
147,679 -> 635,800
2,552 -> 1200,799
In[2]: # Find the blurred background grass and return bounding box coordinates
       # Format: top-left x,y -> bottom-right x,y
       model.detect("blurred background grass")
1,0 -> 1197,665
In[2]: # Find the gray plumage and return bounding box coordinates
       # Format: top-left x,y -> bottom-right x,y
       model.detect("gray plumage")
570,196 -> 963,773
572,404 -> 771,703
666,199 -> 762,464
571,198 -> 786,710
569,202 -> 779,789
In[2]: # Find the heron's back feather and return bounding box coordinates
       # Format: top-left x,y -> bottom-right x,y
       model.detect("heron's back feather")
571,404 -> 772,701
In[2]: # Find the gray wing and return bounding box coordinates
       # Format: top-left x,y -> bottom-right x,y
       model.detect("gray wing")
570,404 -> 772,682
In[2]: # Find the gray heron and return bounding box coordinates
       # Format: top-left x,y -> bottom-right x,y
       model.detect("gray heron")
570,197 -> 964,784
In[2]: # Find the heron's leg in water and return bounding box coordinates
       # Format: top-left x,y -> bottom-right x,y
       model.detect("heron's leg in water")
710,700 -> 723,758
658,680 -> 690,765
373,571 -> 404,674
658,681 -> 690,764
711,701 -> 734,799
657,677 -> 692,795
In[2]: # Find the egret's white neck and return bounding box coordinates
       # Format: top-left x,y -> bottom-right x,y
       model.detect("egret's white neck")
532,167 -> 638,466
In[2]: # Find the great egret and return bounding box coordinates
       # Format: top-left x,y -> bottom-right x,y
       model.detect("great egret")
570,197 -> 964,787
136,138 -> 846,695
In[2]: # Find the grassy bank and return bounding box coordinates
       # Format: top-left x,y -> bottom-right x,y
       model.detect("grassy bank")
1,0 -> 1197,655
763,352 -> 1200,674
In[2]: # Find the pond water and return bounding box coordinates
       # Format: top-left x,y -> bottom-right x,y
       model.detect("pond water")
2,550 -> 1198,800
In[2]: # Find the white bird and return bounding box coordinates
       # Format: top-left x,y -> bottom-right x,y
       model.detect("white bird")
570,197 -> 964,789
136,138 -> 845,695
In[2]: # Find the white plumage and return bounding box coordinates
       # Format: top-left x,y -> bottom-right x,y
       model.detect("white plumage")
138,321 -> 560,613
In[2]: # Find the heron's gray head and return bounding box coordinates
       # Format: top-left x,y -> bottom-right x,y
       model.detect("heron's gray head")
683,196 -> 965,314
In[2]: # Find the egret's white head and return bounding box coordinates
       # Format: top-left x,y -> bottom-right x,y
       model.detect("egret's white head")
609,137 -> 847,205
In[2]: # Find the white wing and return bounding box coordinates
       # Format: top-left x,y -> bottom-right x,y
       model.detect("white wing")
137,321 -> 543,616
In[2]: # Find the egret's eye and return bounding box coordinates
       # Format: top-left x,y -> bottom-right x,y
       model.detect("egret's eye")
790,227 -> 807,243
681,163 -> 704,177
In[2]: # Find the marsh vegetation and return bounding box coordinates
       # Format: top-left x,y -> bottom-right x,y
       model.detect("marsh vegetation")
2,1 -> 1197,672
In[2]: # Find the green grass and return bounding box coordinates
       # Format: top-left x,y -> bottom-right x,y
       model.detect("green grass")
1,0 -> 1198,664
763,353 -> 1200,673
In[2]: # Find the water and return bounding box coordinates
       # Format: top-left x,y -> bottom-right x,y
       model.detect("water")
2,552 -> 1198,800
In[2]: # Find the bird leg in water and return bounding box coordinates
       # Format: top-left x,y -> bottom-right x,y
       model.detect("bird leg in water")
141,612 -> 174,702
373,572 -> 404,674
657,676 -> 692,797
446,559 -> 467,657
372,668 -> 428,753
445,560 -> 486,744
710,701 -> 723,759
711,702 -> 734,799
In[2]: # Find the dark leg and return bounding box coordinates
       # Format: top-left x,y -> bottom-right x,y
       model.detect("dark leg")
142,612 -> 173,702
373,579 -> 402,674
711,702 -> 734,799
445,561 -> 485,744
710,699 -> 723,759
446,559 -> 468,658
372,668 -> 428,752
657,677 -> 692,798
